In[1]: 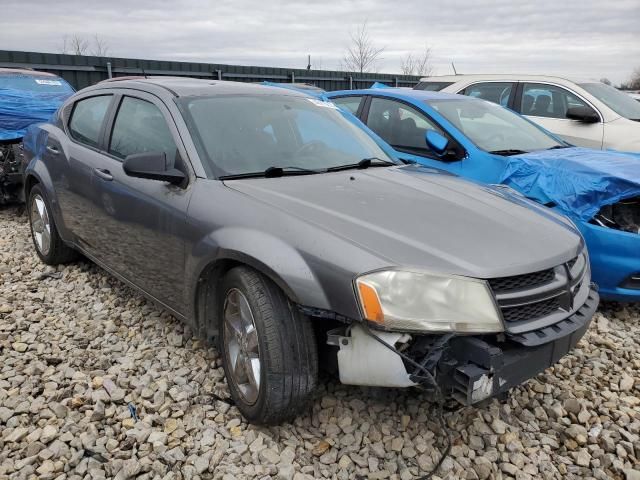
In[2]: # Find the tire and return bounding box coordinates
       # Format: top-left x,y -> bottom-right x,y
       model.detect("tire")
218,266 -> 318,424
28,184 -> 77,265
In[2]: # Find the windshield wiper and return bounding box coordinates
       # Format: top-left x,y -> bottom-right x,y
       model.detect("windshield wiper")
219,166 -> 321,180
546,145 -> 571,150
488,149 -> 528,156
326,157 -> 397,172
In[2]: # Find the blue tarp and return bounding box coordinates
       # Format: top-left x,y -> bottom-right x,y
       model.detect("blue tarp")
500,147 -> 640,222
0,75 -> 73,141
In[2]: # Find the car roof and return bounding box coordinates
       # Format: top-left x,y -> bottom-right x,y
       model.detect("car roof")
90,77 -> 311,98
0,67 -> 59,77
418,74 -> 598,85
331,87 -> 466,102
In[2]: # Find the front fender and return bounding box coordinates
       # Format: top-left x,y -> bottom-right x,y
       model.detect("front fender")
188,226 -> 331,309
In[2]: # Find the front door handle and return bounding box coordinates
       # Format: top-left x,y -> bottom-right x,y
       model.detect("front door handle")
46,145 -> 59,155
94,168 -> 113,181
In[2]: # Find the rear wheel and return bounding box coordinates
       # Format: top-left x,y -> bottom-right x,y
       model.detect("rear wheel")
219,266 -> 318,424
28,185 -> 77,265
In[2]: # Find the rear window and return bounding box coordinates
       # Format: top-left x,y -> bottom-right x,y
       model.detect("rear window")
0,75 -> 74,94
414,81 -> 453,91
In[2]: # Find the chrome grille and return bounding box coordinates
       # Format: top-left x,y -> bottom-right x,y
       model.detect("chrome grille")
489,252 -> 588,334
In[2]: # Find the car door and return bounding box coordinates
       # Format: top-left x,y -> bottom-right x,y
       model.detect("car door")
54,94 -> 114,247
89,90 -> 193,313
517,83 -> 604,148
361,96 -> 463,174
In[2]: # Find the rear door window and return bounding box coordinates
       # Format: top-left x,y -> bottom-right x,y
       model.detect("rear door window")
460,82 -> 515,107
68,95 -> 112,148
109,96 -> 177,161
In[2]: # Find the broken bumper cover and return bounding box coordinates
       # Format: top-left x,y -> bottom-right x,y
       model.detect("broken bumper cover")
441,287 -> 599,404
331,287 -> 598,405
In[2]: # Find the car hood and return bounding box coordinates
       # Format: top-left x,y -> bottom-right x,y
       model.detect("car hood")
225,165 -> 582,278
500,147 -> 640,222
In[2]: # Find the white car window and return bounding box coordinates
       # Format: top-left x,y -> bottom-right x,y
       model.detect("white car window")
462,82 -> 514,107
521,83 -> 594,120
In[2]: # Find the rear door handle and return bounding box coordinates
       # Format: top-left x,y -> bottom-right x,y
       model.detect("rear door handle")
93,168 -> 113,181
46,145 -> 59,155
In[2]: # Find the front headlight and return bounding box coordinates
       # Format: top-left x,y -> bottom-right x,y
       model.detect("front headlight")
355,269 -> 503,333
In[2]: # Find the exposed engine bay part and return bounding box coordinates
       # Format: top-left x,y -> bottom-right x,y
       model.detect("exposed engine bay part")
328,325 -> 417,387
591,197 -> 640,234
0,141 -> 24,204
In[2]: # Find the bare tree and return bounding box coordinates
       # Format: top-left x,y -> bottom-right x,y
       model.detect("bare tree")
626,67 -> 640,90
59,34 -> 109,56
90,34 -> 110,57
599,78 -> 612,86
69,35 -> 89,55
400,45 -> 434,76
342,21 -> 384,73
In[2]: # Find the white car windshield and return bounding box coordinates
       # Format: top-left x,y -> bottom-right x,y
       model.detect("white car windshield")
179,94 -> 395,177
579,82 -> 640,120
428,97 -> 564,154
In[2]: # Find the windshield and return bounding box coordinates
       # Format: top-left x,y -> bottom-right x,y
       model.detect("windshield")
579,82 -> 640,120
179,94 -> 394,177
428,97 -> 564,153
0,75 -> 74,94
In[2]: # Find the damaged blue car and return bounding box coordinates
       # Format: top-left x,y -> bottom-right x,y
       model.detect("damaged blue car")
325,87 -> 640,301
0,68 -> 74,202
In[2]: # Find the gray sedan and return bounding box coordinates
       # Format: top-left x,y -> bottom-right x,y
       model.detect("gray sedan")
22,78 -> 597,424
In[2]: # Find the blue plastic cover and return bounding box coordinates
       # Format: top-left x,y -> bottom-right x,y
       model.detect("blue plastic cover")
370,82 -> 391,89
0,75 -> 74,141
500,147 -> 640,221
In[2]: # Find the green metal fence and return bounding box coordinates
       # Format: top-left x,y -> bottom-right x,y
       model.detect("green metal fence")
0,50 -> 421,91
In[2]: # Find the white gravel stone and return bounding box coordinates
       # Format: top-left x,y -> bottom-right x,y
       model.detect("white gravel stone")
0,206 -> 638,479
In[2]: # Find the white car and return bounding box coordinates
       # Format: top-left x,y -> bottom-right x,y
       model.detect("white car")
415,75 -> 640,152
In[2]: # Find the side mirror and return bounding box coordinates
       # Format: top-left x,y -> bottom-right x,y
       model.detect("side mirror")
425,130 -> 450,154
123,152 -> 186,185
566,106 -> 599,123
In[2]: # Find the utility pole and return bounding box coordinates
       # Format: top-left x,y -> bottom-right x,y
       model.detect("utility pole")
307,55 -> 311,70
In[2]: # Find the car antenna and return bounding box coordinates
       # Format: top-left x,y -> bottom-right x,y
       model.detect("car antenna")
451,62 -> 458,75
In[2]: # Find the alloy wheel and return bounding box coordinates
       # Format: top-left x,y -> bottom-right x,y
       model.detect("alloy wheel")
223,288 -> 261,404
31,194 -> 51,256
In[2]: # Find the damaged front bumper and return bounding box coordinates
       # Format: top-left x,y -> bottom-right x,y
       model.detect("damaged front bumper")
330,287 -> 599,405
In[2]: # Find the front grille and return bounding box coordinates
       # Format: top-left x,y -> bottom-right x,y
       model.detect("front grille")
488,268 -> 555,293
501,297 -> 561,323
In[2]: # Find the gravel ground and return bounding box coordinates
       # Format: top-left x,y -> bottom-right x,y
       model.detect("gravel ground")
0,205 -> 639,480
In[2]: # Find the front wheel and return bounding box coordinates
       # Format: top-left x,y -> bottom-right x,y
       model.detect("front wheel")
219,266 -> 318,424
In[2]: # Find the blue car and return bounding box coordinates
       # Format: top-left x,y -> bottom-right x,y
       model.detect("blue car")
324,87 -> 640,301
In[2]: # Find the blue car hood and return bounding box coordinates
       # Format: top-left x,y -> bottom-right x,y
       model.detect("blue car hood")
499,147 -> 640,221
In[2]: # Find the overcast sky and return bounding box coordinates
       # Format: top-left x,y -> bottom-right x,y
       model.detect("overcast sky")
1,0 -> 639,85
